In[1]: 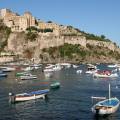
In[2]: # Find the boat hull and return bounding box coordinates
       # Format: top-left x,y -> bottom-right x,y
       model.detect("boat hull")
9,89 -> 49,103
93,73 -> 118,78
15,94 -> 46,102
91,98 -> 120,116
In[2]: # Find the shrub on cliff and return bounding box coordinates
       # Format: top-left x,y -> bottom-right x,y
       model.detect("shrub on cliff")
25,32 -> 38,41
80,31 -> 111,42
0,21 -> 11,50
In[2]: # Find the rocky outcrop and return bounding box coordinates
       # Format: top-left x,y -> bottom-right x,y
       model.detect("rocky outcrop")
86,40 -> 117,51
7,32 -> 118,53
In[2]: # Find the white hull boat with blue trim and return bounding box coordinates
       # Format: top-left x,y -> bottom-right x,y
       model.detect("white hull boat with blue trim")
91,84 -> 120,116
9,89 -> 49,103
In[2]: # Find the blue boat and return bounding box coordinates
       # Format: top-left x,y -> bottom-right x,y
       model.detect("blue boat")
9,89 -> 49,103
91,84 -> 120,115
0,70 -> 7,77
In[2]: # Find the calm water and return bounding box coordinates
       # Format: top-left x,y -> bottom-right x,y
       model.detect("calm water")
0,64 -> 120,120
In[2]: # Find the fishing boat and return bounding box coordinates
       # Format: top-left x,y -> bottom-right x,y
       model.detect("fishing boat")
91,84 -> 120,116
50,82 -> 60,89
9,89 -> 49,103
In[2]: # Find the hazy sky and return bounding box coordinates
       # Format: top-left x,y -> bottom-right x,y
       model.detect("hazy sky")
0,0 -> 120,45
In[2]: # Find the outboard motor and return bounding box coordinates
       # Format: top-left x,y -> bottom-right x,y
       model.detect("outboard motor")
9,93 -> 15,103
95,108 -> 100,115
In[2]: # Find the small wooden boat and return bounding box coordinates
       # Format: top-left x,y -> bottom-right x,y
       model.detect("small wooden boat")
16,71 -> 29,77
50,82 -> 60,89
9,89 -> 49,103
91,84 -> 120,116
20,73 -> 37,80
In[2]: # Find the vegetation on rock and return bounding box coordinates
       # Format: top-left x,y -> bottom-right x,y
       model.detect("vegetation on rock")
0,19 -> 11,51
41,43 -> 120,63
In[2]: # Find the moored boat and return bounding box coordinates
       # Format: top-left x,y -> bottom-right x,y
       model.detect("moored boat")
9,89 -> 49,103
91,84 -> 120,116
93,71 -> 118,78
0,70 -> 7,77
20,73 -> 37,80
76,70 -> 82,74
50,82 -> 60,89
15,71 -> 29,77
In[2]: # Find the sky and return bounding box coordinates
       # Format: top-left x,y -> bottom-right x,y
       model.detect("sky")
0,0 -> 120,46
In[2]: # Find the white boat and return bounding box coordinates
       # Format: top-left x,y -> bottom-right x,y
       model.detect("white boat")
44,72 -> 53,78
93,72 -> 118,78
60,63 -> 71,68
30,64 -> 42,69
44,68 -> 54,72
45,64 -> 55,69
1,67 -> 15,72
108,64 -> 117,68
91,84 -> 120,116
20,73 -> 37,80
86,70 -> 97,74
73,64 -> 79,68
0,71 -> 7,77
86,64 -> 97,74
23,66 -> 34,71
9,89 -> 49,103
76,70 -> 82,74
52,64 -> 62,71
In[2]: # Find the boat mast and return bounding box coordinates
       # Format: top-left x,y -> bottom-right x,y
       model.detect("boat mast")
109,83 -> 111,100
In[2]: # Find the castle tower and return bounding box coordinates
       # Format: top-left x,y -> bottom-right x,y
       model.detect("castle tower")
0,8 -> 11,18
23,11 -> 35,28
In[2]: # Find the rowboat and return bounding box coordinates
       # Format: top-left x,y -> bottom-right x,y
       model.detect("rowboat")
15,71 -> 29,77
20,73 -> 37,80
50,82 -> 60,89
91,84 -> 120,116
9,89 -> 49,103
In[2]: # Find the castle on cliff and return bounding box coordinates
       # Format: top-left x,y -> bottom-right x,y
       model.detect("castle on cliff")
0,8 -> 36,31
0,8 -> 60,34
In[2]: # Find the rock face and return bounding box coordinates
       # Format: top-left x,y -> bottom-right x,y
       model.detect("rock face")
86,40 -> 116,51
7,32 -> 118,53
7,32 -> 120,64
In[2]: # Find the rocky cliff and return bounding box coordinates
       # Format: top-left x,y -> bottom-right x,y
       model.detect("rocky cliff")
6,32 -> 120,63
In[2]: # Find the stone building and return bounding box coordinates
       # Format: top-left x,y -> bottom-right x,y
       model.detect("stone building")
38,20 -> 60,35
0,8 -> 36,31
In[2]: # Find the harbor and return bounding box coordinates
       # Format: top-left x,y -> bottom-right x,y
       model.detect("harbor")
0,63 -> 120,119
